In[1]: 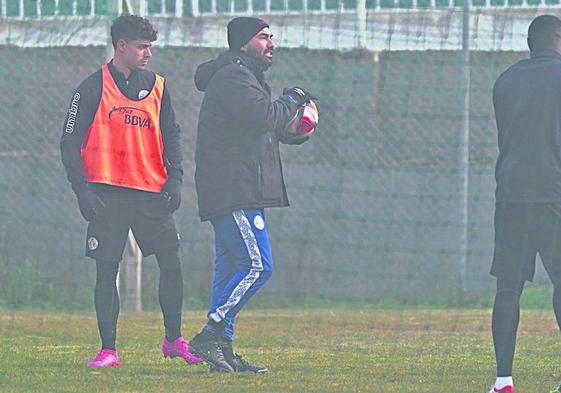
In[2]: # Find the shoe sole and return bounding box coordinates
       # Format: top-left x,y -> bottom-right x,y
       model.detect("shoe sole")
237,368 -> 268,373
87,363 -> 120,368
209,365 -> 268,373
162,352 -> 203,364
209,366 -> 235,372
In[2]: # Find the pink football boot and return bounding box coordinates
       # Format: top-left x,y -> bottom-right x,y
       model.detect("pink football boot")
162,336 -> 203,364
87,349 -> 121,368
488,385 -> 515,393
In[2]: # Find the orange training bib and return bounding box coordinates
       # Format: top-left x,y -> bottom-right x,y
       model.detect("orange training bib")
81,64 -> 167,192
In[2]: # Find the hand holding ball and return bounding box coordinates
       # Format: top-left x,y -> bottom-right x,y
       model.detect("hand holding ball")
285,100 -> 319,137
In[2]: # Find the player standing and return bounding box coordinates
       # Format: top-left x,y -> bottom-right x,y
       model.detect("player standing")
60,14 -> 201,368
489,14 -> 561,393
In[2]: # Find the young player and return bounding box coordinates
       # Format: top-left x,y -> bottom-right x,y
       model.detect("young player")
60,14 -> 201,368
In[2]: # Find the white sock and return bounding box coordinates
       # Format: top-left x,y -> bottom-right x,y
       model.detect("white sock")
209,312 -> 222,323
495,376 -> 513,389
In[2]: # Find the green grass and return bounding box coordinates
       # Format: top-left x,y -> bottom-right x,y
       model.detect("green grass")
2,309 -> 561,392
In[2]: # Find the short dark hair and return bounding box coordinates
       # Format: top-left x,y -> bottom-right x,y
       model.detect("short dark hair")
110,14 -> 158,48
528,14 -> 561,51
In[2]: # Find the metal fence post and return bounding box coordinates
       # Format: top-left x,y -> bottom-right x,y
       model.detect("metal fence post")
357,0 -> 367,48
175,0 -> 183,16
123,230 -> 142,312
459,0 -> 471,293
191,0 -> 199,16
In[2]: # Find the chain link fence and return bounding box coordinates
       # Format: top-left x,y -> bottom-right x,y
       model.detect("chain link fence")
0,9 -> 546,309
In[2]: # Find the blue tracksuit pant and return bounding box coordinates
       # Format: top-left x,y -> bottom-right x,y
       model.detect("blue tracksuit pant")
208,209 -> 273,342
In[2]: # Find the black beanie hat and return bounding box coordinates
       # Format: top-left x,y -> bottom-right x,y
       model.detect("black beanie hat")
227,17 -> 270,50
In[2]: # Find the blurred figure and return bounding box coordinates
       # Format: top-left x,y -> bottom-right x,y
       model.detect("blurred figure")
489,14 -> 561,393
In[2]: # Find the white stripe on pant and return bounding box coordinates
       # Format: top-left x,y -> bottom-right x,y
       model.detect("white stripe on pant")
212,210 -> 264,321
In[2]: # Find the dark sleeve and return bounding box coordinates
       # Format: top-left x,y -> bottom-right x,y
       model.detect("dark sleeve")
214,65 -> 297,133
492,81 -> 498,115
60,72 -> 101,192
492,80 -> 506,160
493,81 -> 501,135
160,81 -> 183,181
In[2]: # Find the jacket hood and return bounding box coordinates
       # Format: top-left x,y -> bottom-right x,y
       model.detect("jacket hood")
194,50 -> 268,92
194,51 -> 233,92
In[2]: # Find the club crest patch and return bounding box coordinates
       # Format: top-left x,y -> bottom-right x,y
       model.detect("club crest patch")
253,215 -> 265,230
88,237 -> 99,250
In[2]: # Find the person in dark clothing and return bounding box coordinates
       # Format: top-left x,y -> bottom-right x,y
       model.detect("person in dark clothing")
188,17 -> 315,373
489,14 -> 561,393
60,14 -> 201,368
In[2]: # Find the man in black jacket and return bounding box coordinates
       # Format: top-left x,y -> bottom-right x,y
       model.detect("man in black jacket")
60,15 -> 201,368
188,17 -> 314,372
489,14 -> 561,393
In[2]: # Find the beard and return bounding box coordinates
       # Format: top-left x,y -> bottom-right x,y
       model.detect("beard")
245,45 -> 273,71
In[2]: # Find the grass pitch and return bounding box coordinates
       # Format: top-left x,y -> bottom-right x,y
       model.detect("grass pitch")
1,309 -> 560,392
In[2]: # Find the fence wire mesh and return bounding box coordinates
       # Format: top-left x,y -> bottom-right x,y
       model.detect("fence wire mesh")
0,9 -> 545,310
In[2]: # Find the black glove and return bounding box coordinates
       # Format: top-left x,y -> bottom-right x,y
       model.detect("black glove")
278,132 -> 310,145
282,87 -> 314,107
73,183 -> 105,222
161,177 -> 182,213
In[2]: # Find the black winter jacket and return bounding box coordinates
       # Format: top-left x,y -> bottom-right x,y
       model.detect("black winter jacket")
494,50 -> 561,202
194,50 -> 298,221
